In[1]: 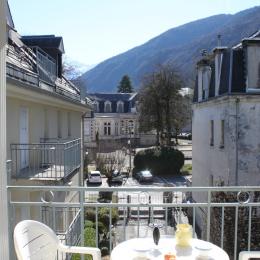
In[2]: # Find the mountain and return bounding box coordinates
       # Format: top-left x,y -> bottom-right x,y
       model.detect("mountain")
79,6 -> 260,92
64,57 -> 96,80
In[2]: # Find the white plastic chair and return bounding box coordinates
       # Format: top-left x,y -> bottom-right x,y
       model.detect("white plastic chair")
14,220 -> 101,260
239,251 -> 260,260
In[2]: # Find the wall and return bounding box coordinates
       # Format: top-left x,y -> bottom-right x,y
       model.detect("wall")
192,94 -> 260,240
6,93 -> 81,161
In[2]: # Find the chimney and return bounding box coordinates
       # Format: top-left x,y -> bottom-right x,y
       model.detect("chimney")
213,35 -> 227,96
217,34 -> 221,47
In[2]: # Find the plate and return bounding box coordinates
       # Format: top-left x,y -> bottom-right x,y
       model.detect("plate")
195,241 -> 212,257
133,243 -> 151,253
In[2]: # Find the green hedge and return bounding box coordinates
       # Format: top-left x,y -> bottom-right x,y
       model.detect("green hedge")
133,147 -> 184,175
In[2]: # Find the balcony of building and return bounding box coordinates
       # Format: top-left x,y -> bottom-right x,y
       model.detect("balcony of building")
6,42 -> 84,104
7,185 -> 260,260
10,138 -> 81,181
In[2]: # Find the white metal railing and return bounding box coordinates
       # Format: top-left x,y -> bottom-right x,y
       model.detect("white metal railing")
7,185 -> 260,260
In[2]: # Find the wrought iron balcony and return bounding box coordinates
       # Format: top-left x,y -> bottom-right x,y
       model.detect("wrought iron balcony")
10,138 -> 81,180
7,185 -> 260,260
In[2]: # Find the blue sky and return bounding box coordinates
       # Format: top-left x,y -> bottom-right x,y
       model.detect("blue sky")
8,0 -> 260,65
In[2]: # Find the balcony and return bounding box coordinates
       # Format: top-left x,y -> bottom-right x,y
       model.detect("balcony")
6,44 -> 83,103
7,185 -> 260,259
10,138 -> 81,180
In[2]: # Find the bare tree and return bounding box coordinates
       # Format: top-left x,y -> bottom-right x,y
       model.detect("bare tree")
138,64 -> 184,145
96,152 -> 125,177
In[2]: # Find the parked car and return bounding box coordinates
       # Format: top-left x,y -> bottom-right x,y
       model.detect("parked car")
87,171 -> 102,185
177,132 -> 192,140
108,170 -> 123,185
135,170 -> 153,183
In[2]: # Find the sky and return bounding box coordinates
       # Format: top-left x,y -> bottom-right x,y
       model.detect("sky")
8,0 -> 260,66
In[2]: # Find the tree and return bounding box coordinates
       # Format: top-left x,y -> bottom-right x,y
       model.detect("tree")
117,75 -> 134,93
138,64 -> 188,145
171,94 -> 192,143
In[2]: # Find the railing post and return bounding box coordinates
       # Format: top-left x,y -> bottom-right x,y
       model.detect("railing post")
80,189 -> 84,260
148,195 -> 151,224
0,1 -> 10,259
127,195 -> 131,220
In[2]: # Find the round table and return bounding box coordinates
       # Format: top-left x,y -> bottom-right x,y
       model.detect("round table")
110,237 -> 229,260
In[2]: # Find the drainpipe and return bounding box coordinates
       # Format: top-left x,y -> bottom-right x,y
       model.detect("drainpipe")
0,1 -> 10,259
235,98 -> 240,185
80,113 -> 86,187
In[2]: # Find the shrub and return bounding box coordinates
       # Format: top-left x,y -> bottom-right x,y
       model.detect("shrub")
84,208 -> 96,222
98,207 -> 119,226
85,220 -> 94,229
71,226 -> 96,260
133,147 -> 184,175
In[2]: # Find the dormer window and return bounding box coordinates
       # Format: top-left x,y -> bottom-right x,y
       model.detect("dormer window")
117,101 -> 124,113
93,101 -> 99,112
104,101 -> 112,113
243,38 -> 260,92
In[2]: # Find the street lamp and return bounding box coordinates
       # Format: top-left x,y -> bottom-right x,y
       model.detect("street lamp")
127,139 -> 131,174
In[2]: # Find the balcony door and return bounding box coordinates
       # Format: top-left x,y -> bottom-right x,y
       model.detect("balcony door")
20,107 -> 29,169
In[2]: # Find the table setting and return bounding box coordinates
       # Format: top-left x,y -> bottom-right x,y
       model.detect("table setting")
110,224 -> 229,260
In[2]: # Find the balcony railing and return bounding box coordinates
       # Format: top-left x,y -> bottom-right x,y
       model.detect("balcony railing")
10,139 -> 81,180
7,185 -> 260,260
6,45 -> 83,103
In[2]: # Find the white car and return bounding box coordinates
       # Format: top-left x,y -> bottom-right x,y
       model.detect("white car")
87,171 -> 102,185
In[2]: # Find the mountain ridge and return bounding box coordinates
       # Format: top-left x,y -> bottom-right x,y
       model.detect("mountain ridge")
79,6 -> 260,92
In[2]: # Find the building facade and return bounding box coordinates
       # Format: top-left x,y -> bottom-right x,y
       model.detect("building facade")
84,93 -> 156,152
5,7 -> 91,247
193,30 -> 260,189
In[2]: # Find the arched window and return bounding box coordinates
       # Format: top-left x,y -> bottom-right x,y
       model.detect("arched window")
93,101 -> 99,112
117,101 -> 124,113
104,101 -> 112,113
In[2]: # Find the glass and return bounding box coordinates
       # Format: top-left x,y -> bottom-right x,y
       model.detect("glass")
175,223 -> 192,247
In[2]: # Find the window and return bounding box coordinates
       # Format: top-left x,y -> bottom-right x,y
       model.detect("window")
117,101 -> 124,113
104,101 -> 112,113
115,122 -> 119,136
210,120 -> 214,146
220,120 -> 224,148
93,102 -> 99,112
104,122 -> 111,135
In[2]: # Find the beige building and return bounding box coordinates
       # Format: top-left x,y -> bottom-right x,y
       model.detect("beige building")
5,8 -> 91,243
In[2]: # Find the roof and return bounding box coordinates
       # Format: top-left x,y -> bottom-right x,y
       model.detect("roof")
87,93 -> 137,113
87,93 -> 137,102
6,1 -> 14,28
194,29 -> 260,103
21,35 -> 65,53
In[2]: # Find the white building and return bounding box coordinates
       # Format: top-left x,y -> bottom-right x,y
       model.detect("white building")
4,3 -> 91,250
193,30 -> 260,189
84,93 -> 156,152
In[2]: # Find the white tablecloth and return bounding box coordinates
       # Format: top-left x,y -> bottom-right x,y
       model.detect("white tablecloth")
111,237 -> 229,260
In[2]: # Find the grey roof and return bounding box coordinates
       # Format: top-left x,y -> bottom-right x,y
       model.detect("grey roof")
231,48 -> 246,92
219,49 -> 230,95
194,29 -> 260,102
6,1 -> 14,28
87,93 -> 137,113
87,93 -> 137,102
21,35 -> 65,53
